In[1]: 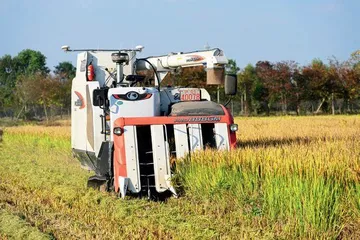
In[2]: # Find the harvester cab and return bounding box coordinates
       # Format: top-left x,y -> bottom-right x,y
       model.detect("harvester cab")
63,45 -> 238,199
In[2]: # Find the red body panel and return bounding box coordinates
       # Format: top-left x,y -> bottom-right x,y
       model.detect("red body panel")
113,118 -> 127,192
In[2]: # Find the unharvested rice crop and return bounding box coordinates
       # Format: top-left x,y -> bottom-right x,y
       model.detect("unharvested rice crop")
0,116 -> 359,239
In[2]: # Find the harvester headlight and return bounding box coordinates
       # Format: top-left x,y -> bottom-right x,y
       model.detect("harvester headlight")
230,124 -> 238,132
113,127 -> 123,136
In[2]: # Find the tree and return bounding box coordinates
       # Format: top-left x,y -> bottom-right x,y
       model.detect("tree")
237,64 -> 256,115
291,68 -> 310,115
15,74 -> 40,119
16,74 -> 62,121
255,61 -> 274,115
336,54 -> 360,112
0,49 -> 50,118
255,61 -> 299,114
272,61 -> 298,114
54,61 -> 76,116
37,76 -> 62,121
226,59 -> 240,74
349,50 -> 360,66
302,59 -> 328,113
340,67 -> 360,112
0,55 -> 17,114
54,61 -> 76,80
303,59 -> 343,114
14,49 -> 49,75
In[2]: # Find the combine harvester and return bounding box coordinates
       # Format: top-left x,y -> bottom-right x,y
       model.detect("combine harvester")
62,45 -> 238,199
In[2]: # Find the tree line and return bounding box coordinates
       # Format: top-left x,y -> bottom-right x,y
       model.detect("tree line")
0,49 -> 359,121
0,49 -> 75,121
227,51 -> 360,115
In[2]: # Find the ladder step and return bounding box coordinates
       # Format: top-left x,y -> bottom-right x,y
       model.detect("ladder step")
141,185 -> 156,188
139,163 -> 154,166
140,174 -> 155,177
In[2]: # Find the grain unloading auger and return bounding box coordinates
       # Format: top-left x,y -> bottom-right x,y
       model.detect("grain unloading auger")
62,45 -> 238,199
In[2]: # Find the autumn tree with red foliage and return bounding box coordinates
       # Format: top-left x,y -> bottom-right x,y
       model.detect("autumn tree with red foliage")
255,61 -> 299,114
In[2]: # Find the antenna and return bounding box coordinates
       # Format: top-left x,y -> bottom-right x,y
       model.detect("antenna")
61,45 -> 70,52
204,42 -> 210,50
135,45 -> 144,52
60,45 -> 145,53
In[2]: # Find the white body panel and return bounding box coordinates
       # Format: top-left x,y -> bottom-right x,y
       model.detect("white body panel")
71,51 -> 104,155
71,82 -> 87,151
215,123 -> 230,150
124,126 -> 141,193
136,49 -> 227,72
71,52 -> 88,151
188,124 -> 203,151
108,87 -> 161,141
85,51 -> 136,87
88,52 -> 117,87
174,124 -> 190,158
86,82 -> 104,154
151,125 -> 171,193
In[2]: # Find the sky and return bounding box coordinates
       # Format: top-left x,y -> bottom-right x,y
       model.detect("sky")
0,0 -> 358,71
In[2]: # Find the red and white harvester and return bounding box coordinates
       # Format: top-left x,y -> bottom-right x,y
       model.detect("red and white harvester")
62,45 -> 238,199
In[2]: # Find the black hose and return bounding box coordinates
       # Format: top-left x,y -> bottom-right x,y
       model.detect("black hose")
135,58 -> 161,91
224,97 -> 232,107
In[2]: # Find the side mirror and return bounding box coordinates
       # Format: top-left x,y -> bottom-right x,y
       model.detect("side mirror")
224,74 -> 237,95
93,88 -> 108,107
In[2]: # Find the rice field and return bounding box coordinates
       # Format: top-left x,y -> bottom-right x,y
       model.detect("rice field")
0,116 -> 359,239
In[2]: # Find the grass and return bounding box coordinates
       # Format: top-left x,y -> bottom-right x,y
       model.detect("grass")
0,209 -> 51,240
0,115 -> 359,239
